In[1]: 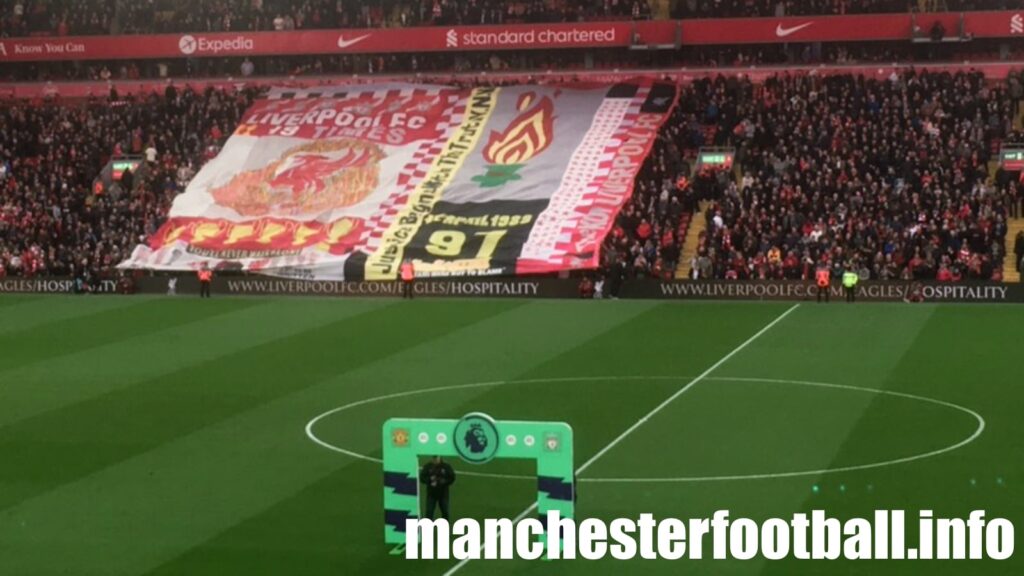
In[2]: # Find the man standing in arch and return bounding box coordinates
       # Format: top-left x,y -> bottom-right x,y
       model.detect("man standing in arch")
419,456 -> 455,520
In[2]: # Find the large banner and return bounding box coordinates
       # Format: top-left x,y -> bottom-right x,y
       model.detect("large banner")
121,82 -> 676,279
0,11 -> 1019,62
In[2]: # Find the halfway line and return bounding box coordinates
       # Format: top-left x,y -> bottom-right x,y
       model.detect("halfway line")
441,302 -> 801,576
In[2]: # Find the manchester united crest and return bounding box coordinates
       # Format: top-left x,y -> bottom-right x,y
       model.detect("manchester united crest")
391,428 -> 410,448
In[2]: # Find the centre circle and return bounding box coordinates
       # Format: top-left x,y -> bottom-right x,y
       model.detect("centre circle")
305,376 -> 984,483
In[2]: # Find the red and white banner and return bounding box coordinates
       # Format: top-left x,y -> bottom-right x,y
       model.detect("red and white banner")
121,82 -> 676,279
0,11 -> 1020,63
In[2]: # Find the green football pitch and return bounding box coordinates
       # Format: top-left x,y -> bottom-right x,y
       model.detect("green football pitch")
0,294 -> 1021,575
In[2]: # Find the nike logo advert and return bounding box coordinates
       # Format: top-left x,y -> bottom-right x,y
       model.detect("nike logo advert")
337,34 -> 370,49
775,22 -> 813,38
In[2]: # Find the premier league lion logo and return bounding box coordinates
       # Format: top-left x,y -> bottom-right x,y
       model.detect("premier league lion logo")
463,422 -> 489,454
454,413 -> 499,464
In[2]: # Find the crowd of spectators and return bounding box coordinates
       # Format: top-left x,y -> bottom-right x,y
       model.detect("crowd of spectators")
599,69 -> 1024,286
601,106 -> 694,287
124,0 -> 652,33
6,36 -> 1024,84
0,0 -> 114,37
598,75 -> 749,288
1,68 -> 1022,285
5,48 -> 633,83
685,70 -> 1022,282
0,78 -> 689,285
0,86 -> 255,282
684,40 -> 1024,69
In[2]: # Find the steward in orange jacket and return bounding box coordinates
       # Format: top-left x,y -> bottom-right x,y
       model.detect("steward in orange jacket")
197,264 -> 213,298
399,259 -> 415,299
815,266 -> 830,304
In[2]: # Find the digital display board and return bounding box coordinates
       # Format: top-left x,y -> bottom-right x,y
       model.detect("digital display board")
999,146 -> 1024,171
697,147 -> 735,171
111,159 -> 143,180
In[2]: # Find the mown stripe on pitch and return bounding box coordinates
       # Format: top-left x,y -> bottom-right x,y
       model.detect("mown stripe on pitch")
0,300 -> 522,513
0,299 -> 392,428
135,301 -> 663,576
486,303 -> 797,475
789,305 -> 985,482
747,305 -> 957,576
514,301 -> 795,381
138,303 -> 795,576
0,300 -> 656,576
146,303 -> 1016,576
0,294 -> 43,310
0,295 -> 144,336
140,459 -> 388,576
0,297 -> 263,373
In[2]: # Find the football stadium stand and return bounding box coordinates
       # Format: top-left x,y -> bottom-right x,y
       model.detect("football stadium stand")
1,3 -> 1023,287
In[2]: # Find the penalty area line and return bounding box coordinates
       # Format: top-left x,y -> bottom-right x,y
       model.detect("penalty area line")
440,303 -> 800,575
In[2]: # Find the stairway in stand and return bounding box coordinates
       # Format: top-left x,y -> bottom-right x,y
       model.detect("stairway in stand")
650,0 -> 671,19
675,203 -> 706,279
999,102 -> 1022,282
1005,217 -> 1023,283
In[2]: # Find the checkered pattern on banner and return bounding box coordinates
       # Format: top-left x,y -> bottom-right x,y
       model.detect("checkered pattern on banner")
561,94 -> 646,263
358,92 -> 467,251
270,86 -> 465,253
520,86 -> 650,266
